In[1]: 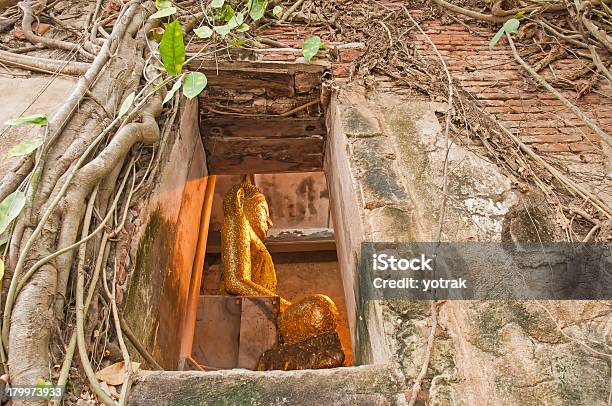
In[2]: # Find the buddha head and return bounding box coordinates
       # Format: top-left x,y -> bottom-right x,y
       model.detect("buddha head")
223,182 -> 273,239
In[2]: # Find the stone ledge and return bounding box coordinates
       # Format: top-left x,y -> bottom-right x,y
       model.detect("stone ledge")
128,364 -> 406,406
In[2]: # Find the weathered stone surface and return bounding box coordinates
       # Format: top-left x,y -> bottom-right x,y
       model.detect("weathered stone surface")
257,332 -> 344,371
123,99 -> 209,370
327,85 -> 611,405
0,76 -> 76,175
128,364 -> 407,406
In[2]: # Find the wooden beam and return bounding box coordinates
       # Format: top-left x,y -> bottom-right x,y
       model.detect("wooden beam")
205,136 -> 324,174
202,116 -> 325,139
205,230 -> 337,254
187,59 -> 327,75
187,60 -> 326,95
179,176 -> 216,365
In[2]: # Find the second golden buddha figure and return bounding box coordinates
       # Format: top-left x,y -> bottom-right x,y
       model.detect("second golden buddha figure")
220,181 -> 339,345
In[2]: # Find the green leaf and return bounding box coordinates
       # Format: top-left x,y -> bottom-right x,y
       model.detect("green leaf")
250,0 -> 268,21
217,4 -> 234,21
514,11 -> 525,19
488,18 -> 520,48
156,0 -> 172,10
213,24 -> 232,38
211,0 -> 224,8
226,12 -> 243,30
0,191 -> 26,235
273,5 -> 283,17
504,18 -> 520,33
118,92 -> 135,119
7,137 -> 44,157
5,113 -> 47,126
163,77 -> 183,105
302,35 -> 321,62
182,72 -> 207,99
194,26 -> 213,39
35,379 -> 53,400
159,20 -> 185,75
236,23 -> 250,33
149,6 -> 177,19
149,26 -> 165,42
229,39 -> 246,46
488,26 -> 505,48
0,258 -> 3,298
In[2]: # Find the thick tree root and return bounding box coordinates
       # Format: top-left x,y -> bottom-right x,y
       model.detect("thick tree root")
19,1 -> 95,61
0,49 -> 90,75
4,2 -> 158,400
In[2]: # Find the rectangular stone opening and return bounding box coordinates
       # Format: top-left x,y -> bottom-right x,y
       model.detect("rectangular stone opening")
171,61 -> 367,372
124,63 -> 385,373
179,173 -> 353,371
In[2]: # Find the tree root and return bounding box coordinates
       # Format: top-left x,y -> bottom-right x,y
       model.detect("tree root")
407,301 -> 438,406
0,16 -> 15,33
3,1 -> 158,394
430,0 -> 506,23
19,1 -> 95,61
0,156 -> 32,204
506,32 -> 612,149
55,231 -> 109,404
589,45 -> 612,82
0,49 -> 90,75
75,186 -> 117,406
54,85 -> 162,317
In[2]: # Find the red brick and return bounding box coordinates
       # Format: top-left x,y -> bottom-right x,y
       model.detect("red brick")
261,53 -> 296,62
522,134 -> 582,143
569,142 -> 601,152
337,43 -> 366,63
332,63 -> 353,78
533,143 -> 571,152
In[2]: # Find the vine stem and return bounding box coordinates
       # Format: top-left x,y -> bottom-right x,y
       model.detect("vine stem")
75,162 -> 134,406
104,259 -> 133,406
105,169 -> 137,405
15,159 -> 137,294
73,183 -> 114,405
54,232 -> 110,404
505,32 -> 611,148
119,316 -> 163,370
402,7 -> 450,404
408,302 -> 438,406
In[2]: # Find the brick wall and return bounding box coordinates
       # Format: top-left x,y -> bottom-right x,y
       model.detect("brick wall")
254,8 -> 611,161
414,21 -> 611,156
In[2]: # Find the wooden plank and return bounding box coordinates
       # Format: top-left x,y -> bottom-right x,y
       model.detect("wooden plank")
202,116 -> 325,139
193,296 -> 241,369
194,67 -> 294,96
206,136 -> 324,154
205,137 -> 325,174
187,60 -> 327,95
295,72 -> 322,94
207,153 -> 324,174
188,59 -> 327,75
237,297 -> 280,370
205,231 -> 337,254
202,263 -> 222,295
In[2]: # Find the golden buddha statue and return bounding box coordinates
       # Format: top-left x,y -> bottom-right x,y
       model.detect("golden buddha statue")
220,181 -> 339,345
